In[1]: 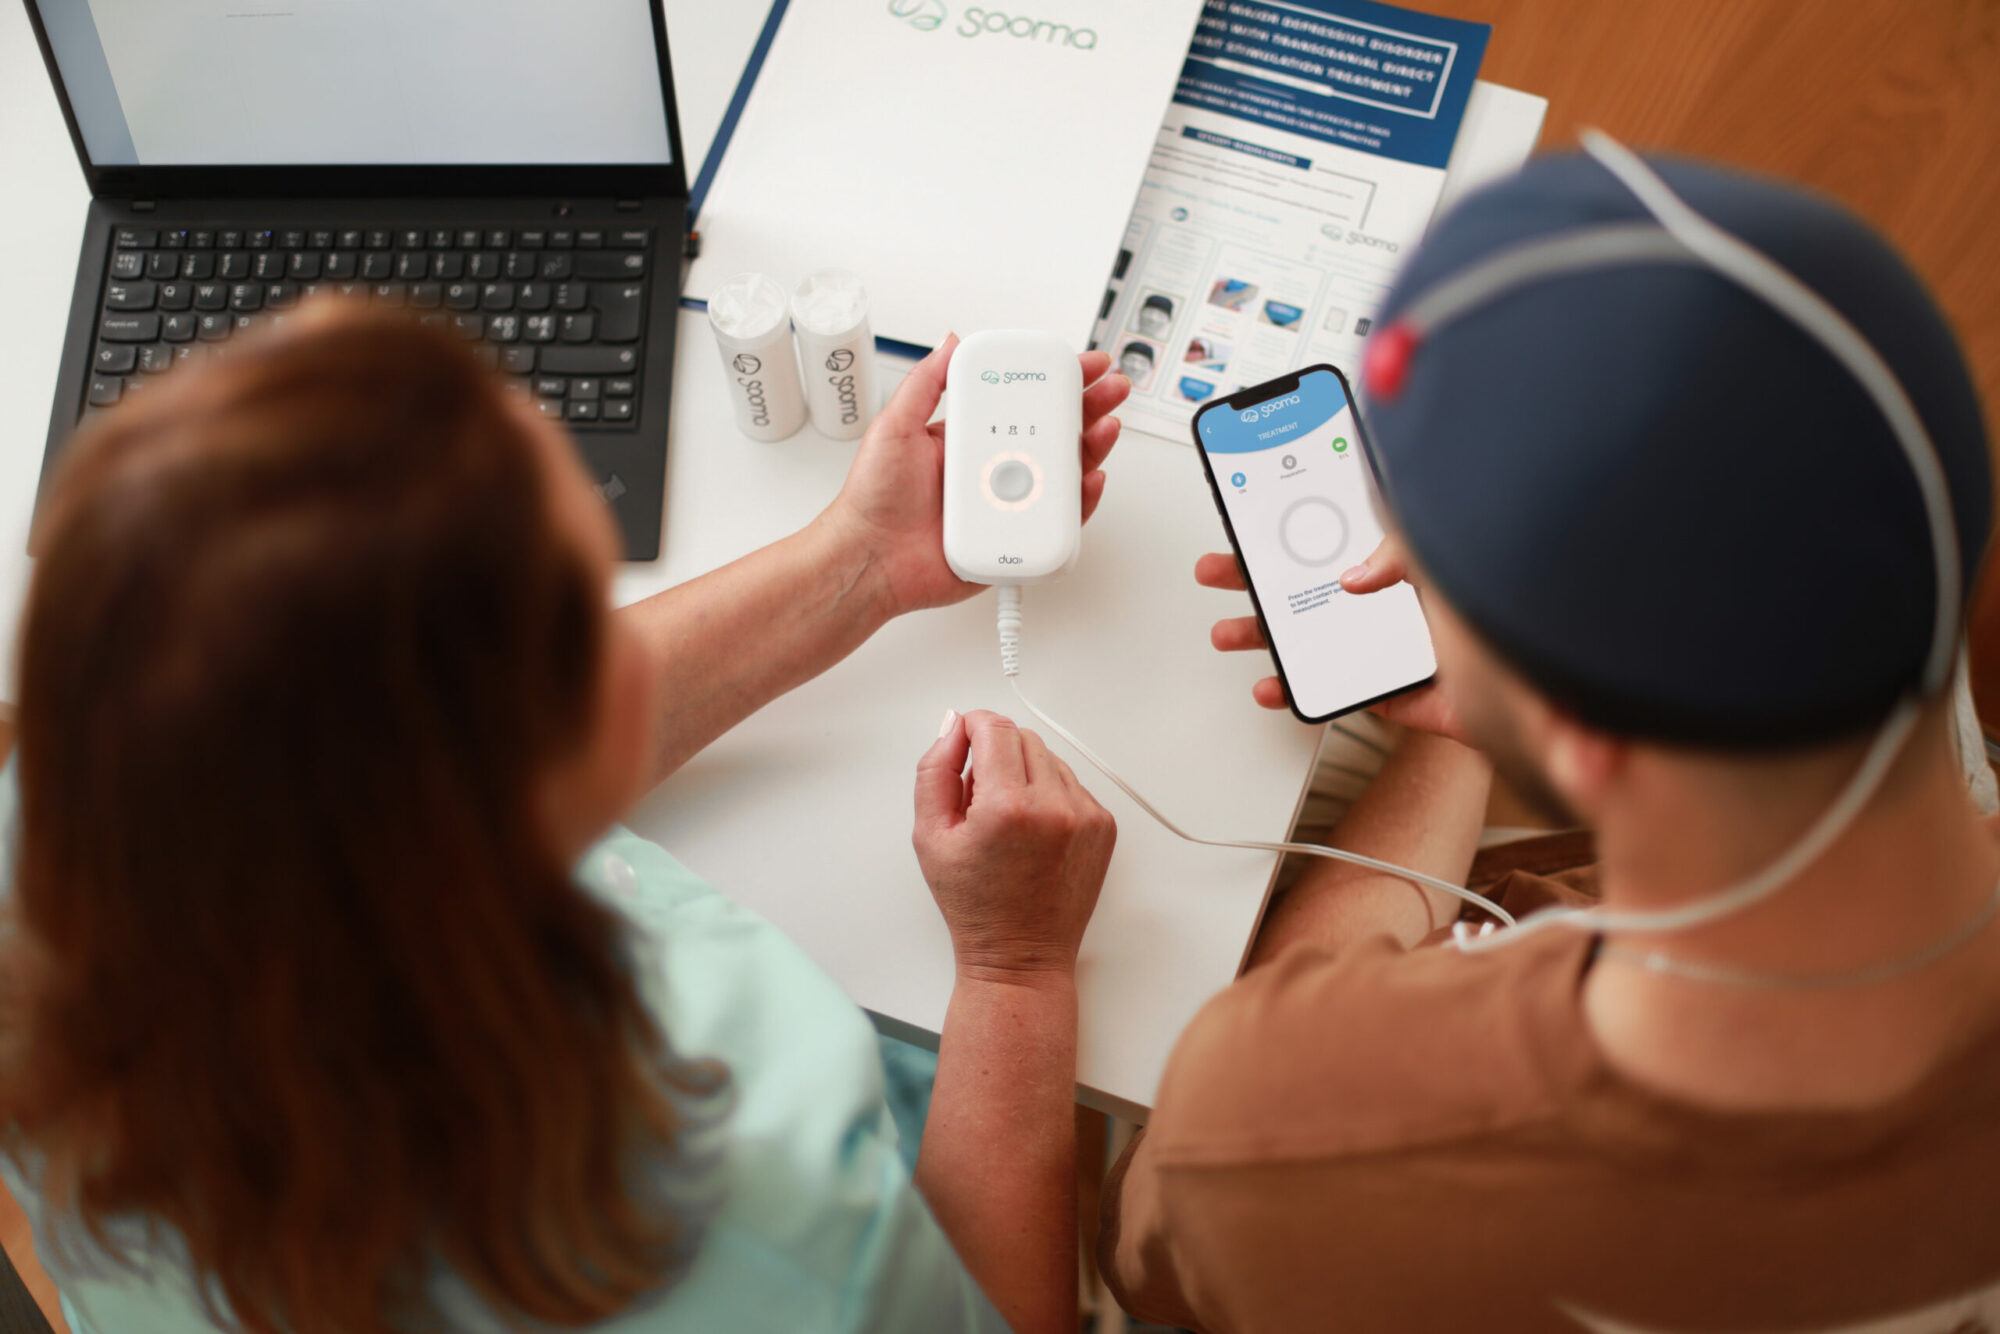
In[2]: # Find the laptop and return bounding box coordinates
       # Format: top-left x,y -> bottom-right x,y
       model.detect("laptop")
21,0 -> 689,560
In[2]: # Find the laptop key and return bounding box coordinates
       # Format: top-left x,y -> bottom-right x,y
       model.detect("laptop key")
100,313 -> 160,341
361,252 -> 393,280
540,345 -> 637,375
596,284 -> 643,342
444,282 -> 478,311
111,251 -> 145,280
230,283 -> 262,312
505,252 -> 536,280
539,254 -> 573,280
517,281 -> 551,311
290,252 -> 323,279
606,377 -> 635,396
326,253 -> 358,279
311,230 -> 334,249
254,252 -> 285,280
182,253 -> 215,280
339,230 -> 364,250
197,312 -> 232,341
190,231 -> 214,249
481,282 -> 514,311
372,283 -> 407,307
161,229 -> 188,249
601,398 -> 635,422
458,228 -> 482,249
219,252 -> 250,280
535,376 -> 567,397
518,230 -> 546,249
558,312 -> 595,343
410,282 -> 443,309
194,283 -> 227,310
469,253 -> 501,280
575,252 -> 646,280
397,252 -> 429,280
501,347 -> 536,374
554,282 -> 588,311
218,230 -> 243,248
105,281 -> 157,311
88,376 -> 123,406
451,313 -> 484,340
164,313 -> 197,342
114,228 -> 156,248
266,283 -> 299,309
139,345 -> 173,374
158,282 -> 193,311
611,228 -> 650,249
524,314 -> 557,343
95,344 -> 137,373
576,230 -> 604,249
566,400 -> 600,421
280,230 -> 305,249
147,253 -> 179,279
434,252 -> 465,280
486,313 -> 520,343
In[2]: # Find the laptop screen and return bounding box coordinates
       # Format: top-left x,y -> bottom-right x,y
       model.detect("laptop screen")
35,0 -> 674,167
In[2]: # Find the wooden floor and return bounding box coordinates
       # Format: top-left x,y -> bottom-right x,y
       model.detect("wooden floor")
1438,0 -> 2000,717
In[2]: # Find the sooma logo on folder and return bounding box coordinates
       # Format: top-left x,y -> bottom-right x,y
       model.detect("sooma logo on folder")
886,0 -> 1099,48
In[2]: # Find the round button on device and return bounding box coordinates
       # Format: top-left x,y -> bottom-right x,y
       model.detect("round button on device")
990,460 -> 1036,503
981,451 -> 1044,511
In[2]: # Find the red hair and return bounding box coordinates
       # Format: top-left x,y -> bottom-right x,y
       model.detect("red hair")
2,304 -> 723,1331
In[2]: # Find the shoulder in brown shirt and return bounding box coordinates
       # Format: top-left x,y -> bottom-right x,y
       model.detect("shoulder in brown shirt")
1100,868 -> 2000,1333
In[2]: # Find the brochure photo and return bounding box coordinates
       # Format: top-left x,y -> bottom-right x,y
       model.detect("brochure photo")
1095,0 -> 1491,438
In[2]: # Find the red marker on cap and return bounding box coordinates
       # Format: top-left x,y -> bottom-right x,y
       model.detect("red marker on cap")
1362,320 -> 1421,401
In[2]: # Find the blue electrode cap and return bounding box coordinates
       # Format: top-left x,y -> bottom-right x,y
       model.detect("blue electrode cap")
1360,153 -> 1991,747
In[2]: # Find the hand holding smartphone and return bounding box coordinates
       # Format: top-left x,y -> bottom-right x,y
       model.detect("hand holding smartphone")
1193,365 -> 1436,723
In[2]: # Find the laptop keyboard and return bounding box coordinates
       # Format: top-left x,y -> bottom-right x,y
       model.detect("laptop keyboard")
88,223 -> 654,428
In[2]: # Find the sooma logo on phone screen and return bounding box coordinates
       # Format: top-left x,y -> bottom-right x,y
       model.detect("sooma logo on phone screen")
1197,368 -> 1435,719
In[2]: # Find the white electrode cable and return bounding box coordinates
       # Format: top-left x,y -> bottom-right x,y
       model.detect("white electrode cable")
992,585 -> 1518,929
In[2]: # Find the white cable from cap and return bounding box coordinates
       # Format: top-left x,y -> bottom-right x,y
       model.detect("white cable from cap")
993,585 -> 1517,929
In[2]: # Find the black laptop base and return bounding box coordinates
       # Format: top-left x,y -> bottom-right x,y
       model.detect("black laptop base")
40,196 -> 683,561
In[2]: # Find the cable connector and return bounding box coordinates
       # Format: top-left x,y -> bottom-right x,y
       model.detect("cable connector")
996,584 -> 1023,678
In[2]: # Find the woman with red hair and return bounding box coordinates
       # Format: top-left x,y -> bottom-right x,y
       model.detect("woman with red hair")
0,303 -> 1128,1333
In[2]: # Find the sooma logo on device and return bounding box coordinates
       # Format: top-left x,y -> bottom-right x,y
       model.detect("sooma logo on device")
888,0 -> 1099,48
981,369 -> 1048,384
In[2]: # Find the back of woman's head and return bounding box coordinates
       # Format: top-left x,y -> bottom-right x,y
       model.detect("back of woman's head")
3,303 -> 718,1331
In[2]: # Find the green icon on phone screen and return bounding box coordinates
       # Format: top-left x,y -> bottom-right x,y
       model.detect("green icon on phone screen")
1331,436 -> 1349,453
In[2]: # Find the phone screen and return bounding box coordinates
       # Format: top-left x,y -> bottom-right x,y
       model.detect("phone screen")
1194,366 -> 1435,722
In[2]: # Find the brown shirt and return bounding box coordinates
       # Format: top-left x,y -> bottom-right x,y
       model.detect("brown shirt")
1100,867 -> 2000,1333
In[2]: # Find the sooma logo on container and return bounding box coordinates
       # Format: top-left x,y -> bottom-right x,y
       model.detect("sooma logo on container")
887,0 -> 1098,48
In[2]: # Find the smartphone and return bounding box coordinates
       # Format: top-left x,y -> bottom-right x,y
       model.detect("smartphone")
1192,364 -> 1436,723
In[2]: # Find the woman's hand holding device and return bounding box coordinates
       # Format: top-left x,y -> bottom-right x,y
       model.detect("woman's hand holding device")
817,334 -> 1129,619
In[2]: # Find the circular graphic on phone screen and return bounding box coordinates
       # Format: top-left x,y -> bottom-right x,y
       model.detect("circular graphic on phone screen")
1279,497 -> 1349,568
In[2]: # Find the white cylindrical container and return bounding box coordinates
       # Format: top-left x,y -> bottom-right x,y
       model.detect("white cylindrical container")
791,269 -> 878,441
708,272 -> 806,441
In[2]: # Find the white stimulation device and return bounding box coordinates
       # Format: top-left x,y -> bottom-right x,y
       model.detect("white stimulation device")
942,330 -> 1083,585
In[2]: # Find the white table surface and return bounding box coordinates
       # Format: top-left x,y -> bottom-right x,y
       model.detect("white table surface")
0,3 -> 1501,1117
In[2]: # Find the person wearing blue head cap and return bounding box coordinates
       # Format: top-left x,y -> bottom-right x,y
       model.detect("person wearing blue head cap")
1101,142 -> 2000,1331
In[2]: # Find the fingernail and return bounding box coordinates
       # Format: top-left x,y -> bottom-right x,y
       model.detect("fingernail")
937,708 -> 959,739
1340,563 -> 1369,586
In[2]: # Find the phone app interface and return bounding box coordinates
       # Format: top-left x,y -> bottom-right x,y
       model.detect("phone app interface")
1198,369 -> 1435,719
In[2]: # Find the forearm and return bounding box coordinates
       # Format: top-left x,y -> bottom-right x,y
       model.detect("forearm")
618,516 -> 891,784
916,969 -> 1078,1334
1248,731 -> 1491,967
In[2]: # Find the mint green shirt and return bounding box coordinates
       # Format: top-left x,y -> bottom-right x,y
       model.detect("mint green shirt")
0,767 -> 1006,1333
